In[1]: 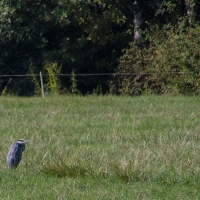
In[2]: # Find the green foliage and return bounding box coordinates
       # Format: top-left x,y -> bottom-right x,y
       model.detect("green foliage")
0,0 -> 134,95
112,23 -> 200,95
0,1 -> 200,95
1,86 -> 7,95
92,85 -> 103,95
45,62 -> 61,95
70,70 -> 79,95
29,66 -> 41,96
31,75 -> 41,96
1,78 -> 12,95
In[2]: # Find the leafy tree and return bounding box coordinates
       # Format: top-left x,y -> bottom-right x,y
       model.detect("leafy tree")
0,0 -> 69,94
0,0 -> 200,95
58,0 -> 135,93
0,0 -> 135,94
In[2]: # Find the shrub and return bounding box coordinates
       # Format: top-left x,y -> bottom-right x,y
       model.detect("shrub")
111,24 -> 200,95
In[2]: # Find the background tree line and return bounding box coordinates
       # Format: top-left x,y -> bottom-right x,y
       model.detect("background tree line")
0,0 -> 200,95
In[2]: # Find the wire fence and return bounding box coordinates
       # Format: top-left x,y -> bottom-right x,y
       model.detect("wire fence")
0,71 -> 198,77
0,71 -> 199,97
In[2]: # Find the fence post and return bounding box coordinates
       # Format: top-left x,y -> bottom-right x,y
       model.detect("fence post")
40,71 -> 44,98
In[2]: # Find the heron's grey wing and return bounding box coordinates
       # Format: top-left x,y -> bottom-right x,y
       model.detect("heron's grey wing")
7,142 -> 22,168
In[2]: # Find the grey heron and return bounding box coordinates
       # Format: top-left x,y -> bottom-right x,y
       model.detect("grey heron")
7,139 -> 30,169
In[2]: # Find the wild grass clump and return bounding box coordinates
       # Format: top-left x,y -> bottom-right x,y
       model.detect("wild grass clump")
42,161 -> 89,178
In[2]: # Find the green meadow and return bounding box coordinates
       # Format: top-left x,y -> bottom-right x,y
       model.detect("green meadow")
0,95 -> 200,199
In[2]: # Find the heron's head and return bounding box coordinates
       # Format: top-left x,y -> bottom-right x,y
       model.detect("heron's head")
17,139 -> 30,152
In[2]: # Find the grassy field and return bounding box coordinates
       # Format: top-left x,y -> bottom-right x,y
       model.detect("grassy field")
0,95 -> 200,199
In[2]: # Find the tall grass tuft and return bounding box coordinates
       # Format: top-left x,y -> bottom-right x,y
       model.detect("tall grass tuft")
42,161 -> 89,178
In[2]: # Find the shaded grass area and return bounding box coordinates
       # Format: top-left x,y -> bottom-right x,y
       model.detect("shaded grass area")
0,95 -> 200,199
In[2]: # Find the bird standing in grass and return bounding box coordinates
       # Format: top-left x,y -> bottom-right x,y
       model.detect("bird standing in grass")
7,139 -> 30,169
